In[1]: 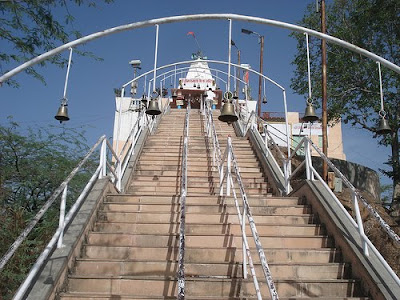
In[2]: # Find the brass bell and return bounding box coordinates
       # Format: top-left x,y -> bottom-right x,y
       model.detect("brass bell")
262,96 -> 267,104
377,117 -> 391,135
218,101 -> 238,123
233,91 -> 238,99
146,99 -> 161,115
303,101 -> 318,122
55,103 -> 69,123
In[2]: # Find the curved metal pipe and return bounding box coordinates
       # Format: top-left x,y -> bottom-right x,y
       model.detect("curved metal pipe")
1,13 -> 399,84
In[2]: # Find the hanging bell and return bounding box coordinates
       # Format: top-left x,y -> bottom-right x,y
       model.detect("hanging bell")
218,101 -> 238,123
55,103 -> 69,123
197,83 -> 201,89
141,94 -> 148,104
172,90 -> 177,98
179,84 -> 183,89
146,98 -> 161,115
377,117 -> 391,135
303,101 -> 318,122
233,90 -> 238,99
262,95 -> 267,104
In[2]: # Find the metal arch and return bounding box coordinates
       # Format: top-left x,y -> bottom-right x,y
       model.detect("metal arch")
123,59 -> 285,91
1,13 -> 399,85
146,66 -> 248,87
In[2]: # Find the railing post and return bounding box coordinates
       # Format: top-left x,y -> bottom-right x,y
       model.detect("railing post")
305,139 -> 311,180
242,204 -> 248,279
263,124 -> 268,150
226,137 -> 232,196
57,185 -> 68,248
116,160 -> 122,192
99,139 -> 107,179
352,192 -> 369,256
283,159 -> 290,195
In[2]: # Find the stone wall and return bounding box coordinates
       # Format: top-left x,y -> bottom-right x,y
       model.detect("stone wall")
311,156 -> 381,201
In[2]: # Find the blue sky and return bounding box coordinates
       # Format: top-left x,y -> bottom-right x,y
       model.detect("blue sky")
0,0 -> 391,186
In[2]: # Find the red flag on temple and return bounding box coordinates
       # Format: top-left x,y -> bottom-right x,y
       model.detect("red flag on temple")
243,71 -> 249,83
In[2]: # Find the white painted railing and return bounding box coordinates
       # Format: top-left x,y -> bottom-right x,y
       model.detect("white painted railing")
237,110 -> 400,287
203,101 -> 278,300
2,110 -> 151,300
177,100 -> 190,300
219,136 -> 279,300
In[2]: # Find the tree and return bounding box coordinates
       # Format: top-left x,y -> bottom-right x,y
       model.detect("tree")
0,119 -> 97,298
290,0 -> 400,210
0,0 -> 113,86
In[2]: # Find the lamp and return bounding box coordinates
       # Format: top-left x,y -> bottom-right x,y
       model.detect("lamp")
242,28 -> 264,118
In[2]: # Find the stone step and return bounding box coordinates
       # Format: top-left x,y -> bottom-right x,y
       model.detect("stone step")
127,186 -> 270,194
99,212 -> 315,225
105,195 -> 300,206
138,157 -> 259,164
86,233 -> 333,248
94,222 -> 324,236
100,203 -> 311,215
65,277 -> 362,298
59,294 -> 368,300
129,176 -> 267,183
73,259 -> 348,280
82,246 -> 342,264
129,181 -> 267,189
135,165 -> 261,173
133,170 -> 264,177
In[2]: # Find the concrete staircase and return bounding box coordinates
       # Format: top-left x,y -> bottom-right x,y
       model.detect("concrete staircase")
59,109 -> 368,299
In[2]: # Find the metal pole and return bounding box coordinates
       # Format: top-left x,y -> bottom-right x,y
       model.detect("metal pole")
57,185 -> 68,248
258,36 -> 264,118
63,48 -> 73,99
228,19 -> 232,92
305,33 -> 312,99
237,50 -> 241,94
115,87 -> 125,156
153,24 -> 159,93
377,62 -> 385,111
174,65 -> 177,89
321,0 -> 328,182
283,90 -> 291,179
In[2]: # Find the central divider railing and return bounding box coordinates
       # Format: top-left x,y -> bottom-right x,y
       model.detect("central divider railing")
202,100 -> 279,300
3,99 -> 168,300
177,101 -> 190,299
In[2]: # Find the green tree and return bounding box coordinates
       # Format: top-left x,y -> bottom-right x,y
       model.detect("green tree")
291,0 -> 400,210
0,0 -> 113,86
0,119 -> 97,298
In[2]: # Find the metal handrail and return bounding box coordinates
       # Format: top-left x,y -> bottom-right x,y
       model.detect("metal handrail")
177,100 -> 190,300
3,112 -> 150,299
203,100 -> 222,169
204,101 -> 279,299
219,137 -> 279,300
286,136 -> 400,286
